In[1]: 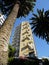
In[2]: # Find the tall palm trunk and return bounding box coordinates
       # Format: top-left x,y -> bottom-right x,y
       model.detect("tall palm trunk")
0,3 -> 19,65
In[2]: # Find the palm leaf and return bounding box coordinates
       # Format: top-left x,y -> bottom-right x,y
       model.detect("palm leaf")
0,0 -> 36,17
30,9 -> 49,43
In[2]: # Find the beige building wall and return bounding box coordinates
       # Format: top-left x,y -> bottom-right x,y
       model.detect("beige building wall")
19,22 -> 37,57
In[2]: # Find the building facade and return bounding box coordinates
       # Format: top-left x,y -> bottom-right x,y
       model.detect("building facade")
0,13 -> 6,27
12,22 -> 37,57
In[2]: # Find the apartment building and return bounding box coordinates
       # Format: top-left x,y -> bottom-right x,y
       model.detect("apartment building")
12,21 -> 37,57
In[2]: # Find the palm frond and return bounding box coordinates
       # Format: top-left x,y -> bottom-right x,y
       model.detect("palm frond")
17,0 -> 35,17
30,9 -> 49,43
0,0 -> 36,17
33,14 -> 38,18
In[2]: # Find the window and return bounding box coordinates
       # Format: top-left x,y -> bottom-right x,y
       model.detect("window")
22,26 -> 28,30
21,45 -> 28,51
22,23 -> 27,26
22,30 -> 29,35
29,52 -> 35,57
22,35 -> 30,42
28,34 -> 31,36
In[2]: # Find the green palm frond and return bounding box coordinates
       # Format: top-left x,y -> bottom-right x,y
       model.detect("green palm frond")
30,9 -> 49,43
16,0 -> 36,17
0,0 -> 36,17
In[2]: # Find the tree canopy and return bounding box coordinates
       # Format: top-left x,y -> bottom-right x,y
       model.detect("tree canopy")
0,0 -> 36,17
30,9 -> 49,43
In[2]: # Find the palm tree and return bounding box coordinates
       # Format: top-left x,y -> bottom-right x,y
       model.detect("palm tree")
30,9 -> 49,43
0,0 -> 36,65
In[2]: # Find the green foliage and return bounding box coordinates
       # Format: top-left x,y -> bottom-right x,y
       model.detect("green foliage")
8,48 -> 49,65
0,0 -> 36,17
30,9 -> 49,43
8,45 -> 16,65
42,58 -> 49,65
8,45 -> 39,65
8,57 -> 14,65
8,57 -> 14,63
8,45 -> 16,57
8,58 -> 39,65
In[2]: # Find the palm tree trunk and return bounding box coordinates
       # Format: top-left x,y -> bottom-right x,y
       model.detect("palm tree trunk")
0,3 -> 19,65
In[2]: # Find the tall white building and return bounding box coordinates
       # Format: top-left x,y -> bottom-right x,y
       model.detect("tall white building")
0,13 -> 6,26
12,22 -> 37,57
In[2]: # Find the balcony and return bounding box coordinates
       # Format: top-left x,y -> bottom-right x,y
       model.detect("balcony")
22,36 -> 30,41
22,23 -> 27,26
22,30 -> 29,35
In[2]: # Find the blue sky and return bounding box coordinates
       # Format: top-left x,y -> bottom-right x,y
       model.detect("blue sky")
10,0 -> 49,58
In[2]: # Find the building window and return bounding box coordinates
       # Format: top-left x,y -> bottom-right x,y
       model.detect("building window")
29,52 -> 35,57
22,30 -> 29,35
21,45 -> 28,51
22,26 -> 28,30
22,23 -> 27,26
